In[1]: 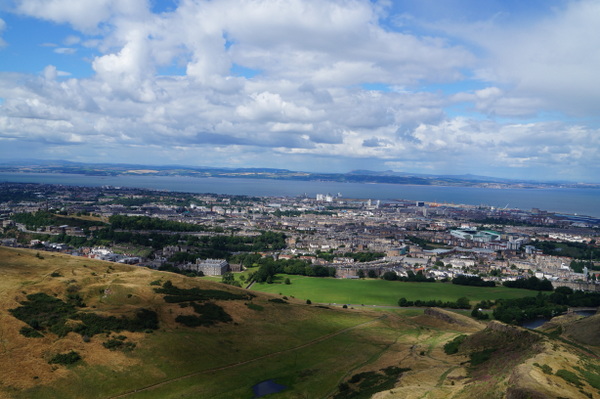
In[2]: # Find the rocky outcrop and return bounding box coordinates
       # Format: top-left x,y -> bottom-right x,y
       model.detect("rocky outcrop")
423,307 -> 482,329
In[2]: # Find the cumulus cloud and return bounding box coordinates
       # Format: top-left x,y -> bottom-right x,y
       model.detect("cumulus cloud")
14,0 -> 149,33
443,0 -> 600,116
0,0 -> 597,181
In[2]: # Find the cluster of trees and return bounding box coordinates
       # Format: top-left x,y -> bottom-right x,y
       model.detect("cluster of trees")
154,280 -> 252,302
175,302 -> 232,327
533,239 -> 598,261
493,294 -> 567,324
229,253 -> 263,267
452,275 -> 495,287
92,229 -> 285,255
109,214 -> 208,232
251,258 -> 335,283
357,269 -> 378,279
502,276 -> 553,291
548,286 -> 600,307
406,235 -> 438,250
9,292 -> 159,338
0,186 -> 43,203
382,270 -> 434,282
72,309 -> 159,337
12,211 -> 58,229
492,287 -> 600,324
48,351 -> 82,365
398,296 -> 471,309
12,211 -> 106,230
471,308 -> 489,320
570,260 -> 598,273
12,212 -> 286,259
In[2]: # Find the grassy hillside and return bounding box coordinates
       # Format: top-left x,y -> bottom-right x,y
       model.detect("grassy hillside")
0,247 -> 598,399
251,275 -> 537,306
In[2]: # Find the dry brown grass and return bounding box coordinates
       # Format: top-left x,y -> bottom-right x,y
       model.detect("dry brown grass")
1,247 -> 598,399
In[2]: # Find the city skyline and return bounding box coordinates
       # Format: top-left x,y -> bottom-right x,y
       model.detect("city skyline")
0,0 -> 599,182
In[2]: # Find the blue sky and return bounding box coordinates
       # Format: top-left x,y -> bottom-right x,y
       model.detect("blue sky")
0,0 -> 599,182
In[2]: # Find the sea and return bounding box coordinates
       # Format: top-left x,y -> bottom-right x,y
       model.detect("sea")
1,172 -> 599,218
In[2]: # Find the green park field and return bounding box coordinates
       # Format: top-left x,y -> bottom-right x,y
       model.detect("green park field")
251,275 -> 538,306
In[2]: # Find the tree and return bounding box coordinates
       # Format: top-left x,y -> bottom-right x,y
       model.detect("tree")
367,269 -> 377,279
284,277 -> 291,285
382,271 -> 398,281
306,299 -> 312,305
471,308 -> 489,320
456,297 -> 471,309
357,269 -> 365,279
221,272 -> 235,285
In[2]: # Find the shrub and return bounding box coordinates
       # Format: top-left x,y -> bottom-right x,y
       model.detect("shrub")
306,299 -> 312,305
556,369 -> 583,387
534,363 -> 553,375
19,326 -> 43,338
268,298 -> 287,304
155,283 -> 252,302
9,293 -> 77,337
471,308 -> 489,320
175,302 -> 232,327
72,308 -> 158,336
469,348 -> 496,366
246,303 -> 264,311
49,351 -> 81,365
443,335 -> 466,355
103,336 -> 136,351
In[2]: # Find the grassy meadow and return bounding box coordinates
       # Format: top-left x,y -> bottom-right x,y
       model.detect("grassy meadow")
250,274 -> 538,306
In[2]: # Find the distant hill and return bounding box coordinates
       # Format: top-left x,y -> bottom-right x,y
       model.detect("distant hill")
2,160 -> 596,188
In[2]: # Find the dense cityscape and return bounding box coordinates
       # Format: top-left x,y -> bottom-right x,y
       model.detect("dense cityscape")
2,182 -> 598,293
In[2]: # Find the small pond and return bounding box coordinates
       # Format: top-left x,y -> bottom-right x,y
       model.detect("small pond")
252,379 -> 287,398
521,310 -> 596,330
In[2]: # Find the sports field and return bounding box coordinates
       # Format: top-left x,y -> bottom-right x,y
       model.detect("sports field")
251,275 -> 538,306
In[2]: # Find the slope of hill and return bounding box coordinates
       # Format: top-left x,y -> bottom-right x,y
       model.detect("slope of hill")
380,321 -> 600,399
0,247 -> 598,399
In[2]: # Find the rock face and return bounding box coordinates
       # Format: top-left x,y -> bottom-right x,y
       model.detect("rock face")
423,307 -> 479,328
485,320 -> 530,336
564,313 -> 600,346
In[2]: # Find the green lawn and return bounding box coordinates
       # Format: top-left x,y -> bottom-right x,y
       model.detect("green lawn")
251,275 -> 539,306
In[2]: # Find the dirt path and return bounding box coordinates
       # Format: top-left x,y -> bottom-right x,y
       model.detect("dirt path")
108,315 -> 387,398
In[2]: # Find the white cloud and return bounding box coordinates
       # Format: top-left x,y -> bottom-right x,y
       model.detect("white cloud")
0,18 -> 6,48
0,0 -> 598,181
444,0 -> 600,116
14,0 -> 150,33
54,47 -> 77,55
63,35 -> 81,46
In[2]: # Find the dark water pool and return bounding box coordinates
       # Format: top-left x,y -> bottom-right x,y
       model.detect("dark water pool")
521,310 -> 596,329
253,379 -> 287,397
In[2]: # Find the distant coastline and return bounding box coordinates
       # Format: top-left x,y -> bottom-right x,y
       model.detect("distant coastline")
1,160 -> 599,190
1,171 -> 599,218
